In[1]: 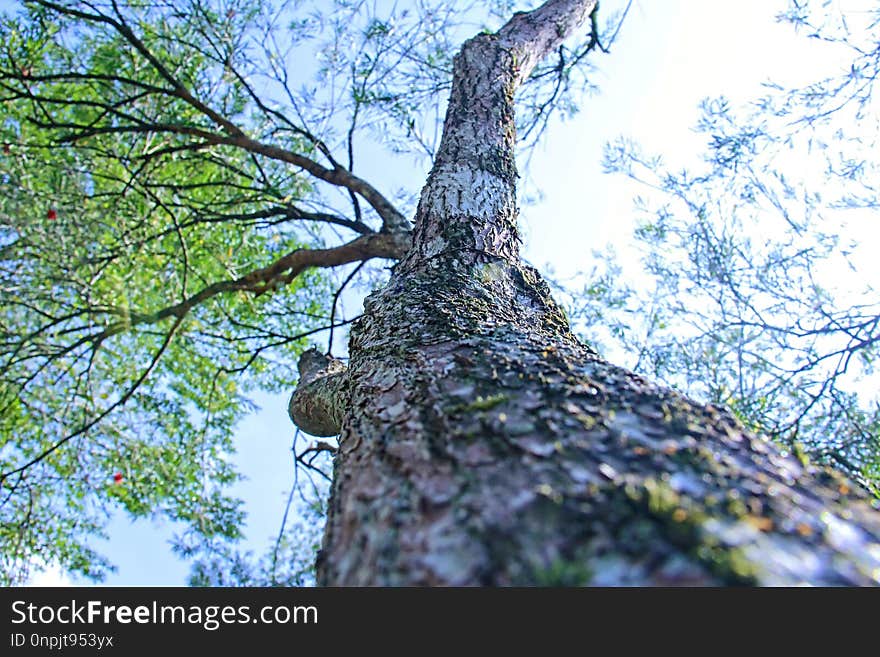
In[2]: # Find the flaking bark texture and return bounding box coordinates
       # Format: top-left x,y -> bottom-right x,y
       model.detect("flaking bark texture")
292,0 -> 880,585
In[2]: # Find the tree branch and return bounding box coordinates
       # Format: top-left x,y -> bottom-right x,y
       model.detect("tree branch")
62,231 -> 410,352
499,0 -> 599,85
29,0 -> 410,234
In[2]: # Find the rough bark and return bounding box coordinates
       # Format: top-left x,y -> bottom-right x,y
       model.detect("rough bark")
290,0 -> 880,585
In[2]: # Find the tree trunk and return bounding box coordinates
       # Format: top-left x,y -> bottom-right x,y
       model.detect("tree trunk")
290,0 -> 880,585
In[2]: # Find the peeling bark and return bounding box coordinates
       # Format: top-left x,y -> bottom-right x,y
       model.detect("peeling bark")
290,0 -> 880,586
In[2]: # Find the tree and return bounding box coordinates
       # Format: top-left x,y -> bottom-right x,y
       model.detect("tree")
291,0 -> 880,585
1,0 -> 609,584
2,0 -> 879,586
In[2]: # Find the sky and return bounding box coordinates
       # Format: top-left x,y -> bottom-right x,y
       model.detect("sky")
24,0 -> 864,586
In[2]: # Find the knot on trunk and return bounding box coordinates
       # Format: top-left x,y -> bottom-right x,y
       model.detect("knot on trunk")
288,348 -> 348,436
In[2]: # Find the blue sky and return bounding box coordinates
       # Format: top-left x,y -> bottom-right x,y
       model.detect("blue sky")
26,0 -> 860,586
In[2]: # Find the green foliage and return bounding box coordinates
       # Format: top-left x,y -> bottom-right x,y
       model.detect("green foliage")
187,490 -> 327,587
0,0 -> 332,584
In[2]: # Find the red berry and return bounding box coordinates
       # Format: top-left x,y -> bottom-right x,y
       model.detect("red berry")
113,472 -> 123,484
46,209 -> 57,220
1,144 -> 9,155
